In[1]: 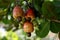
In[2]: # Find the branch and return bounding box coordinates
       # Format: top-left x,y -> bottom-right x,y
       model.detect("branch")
51,19 -> 60,23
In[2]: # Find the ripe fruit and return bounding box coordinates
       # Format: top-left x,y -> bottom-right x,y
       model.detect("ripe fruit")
25,8 -> 35,20
23,21 -> 34,37
13,5 -> 24,21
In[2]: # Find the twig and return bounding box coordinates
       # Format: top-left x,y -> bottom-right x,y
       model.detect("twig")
51,19 -> 60,23
41,15 -> 60,23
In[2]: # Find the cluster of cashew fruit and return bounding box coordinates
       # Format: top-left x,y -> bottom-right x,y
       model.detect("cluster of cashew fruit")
13,4 -> 35,37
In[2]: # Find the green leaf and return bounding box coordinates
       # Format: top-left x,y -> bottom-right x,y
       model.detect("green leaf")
1,37 -> 7,40
2,18 -> 10,24
42,1 -> 57,19
33,0 -> 42,12
2,15 -> 12,24
35,18 -> 50,38
32,0 -> 43,17
0,8 -> 7,16
53,1 -> 60,20
50,22 -> 60,33
0,0 -> 15,8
